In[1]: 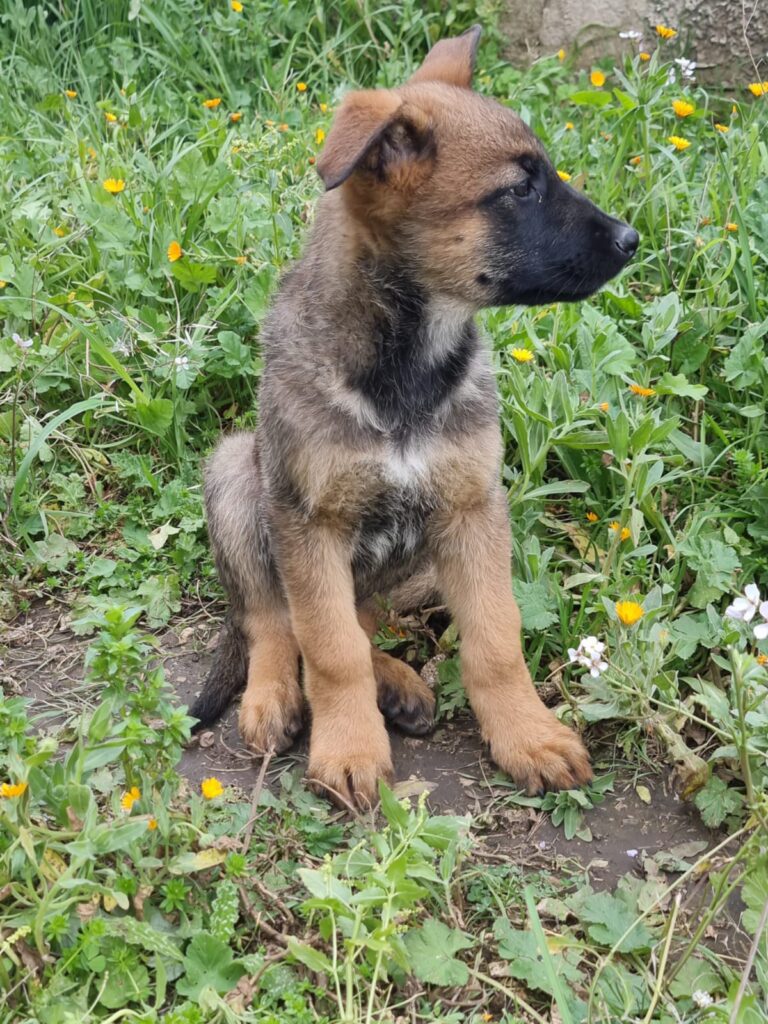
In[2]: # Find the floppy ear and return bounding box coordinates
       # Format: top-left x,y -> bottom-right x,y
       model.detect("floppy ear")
408,25 -> 482,88
316,90 -> 433,191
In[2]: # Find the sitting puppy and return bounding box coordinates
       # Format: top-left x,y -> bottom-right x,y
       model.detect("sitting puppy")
190,26 -> 638,808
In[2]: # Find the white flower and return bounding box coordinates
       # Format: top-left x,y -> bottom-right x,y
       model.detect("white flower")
619,29 -> 643,40
676,57 -> 697,80
754,601 -> 768,640
568,636 -> 608,678
12,332 -> 33,349
174,355 -> 190,368
692,990 -> 713,1009
725,584 -> 761,623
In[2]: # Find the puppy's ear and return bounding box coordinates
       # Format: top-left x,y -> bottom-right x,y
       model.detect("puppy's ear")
408,25 -> 482,88
316,91 -> 432,191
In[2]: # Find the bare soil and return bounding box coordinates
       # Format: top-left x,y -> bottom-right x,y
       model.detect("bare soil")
2,601 -> 734,909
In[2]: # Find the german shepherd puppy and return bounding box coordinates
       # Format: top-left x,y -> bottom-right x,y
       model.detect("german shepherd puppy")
190,27 -> 638,808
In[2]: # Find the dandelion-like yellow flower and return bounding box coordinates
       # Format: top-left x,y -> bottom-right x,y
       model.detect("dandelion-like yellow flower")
672,99 -> 694,117
557,169 -> 571,181
629,383 -> 656,397
103,177 -> 125,193
296,82 -> 307,93
1,781 -> 28,798
230,111 -> 242,122
278,123 -> 289,132
616,600 -> 644,626
319,102 -> 328,113
511,348 -> 534,363
203,97 -> 222,109
565,121 -> 574,130
167,240 -> 182,262
0,281 -> 7,289
714,123 -> 729,133
557,48 -> 566,61
65,89 -> 77,99
315,128 -> 325,145
639,52 -> 651,61
586,511 -> 599,523
748,82 -> 768,97
201,777 -> 224,799
757,653 -> 768,666
148,817 -> 158,830
629,155 -> 642,166
668,135 -> 690,151
235,255 -> 247,265
87,146 -> 97,160
105,112 -> 117,123
725,222 -> 738,232
655,24 -> 677,39
609,522 -> 631,541
121,786 -> 141,811
265,118 -> 275,127
231,0 -> 243,10
599,401 -> 609,411
590,70 -> 606,87
53,226 -> 66,237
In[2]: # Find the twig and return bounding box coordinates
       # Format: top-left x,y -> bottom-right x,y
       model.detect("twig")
642,892 -> 681,1024
239,750 -> 274,853
729,894 -> 768,1024
238,886 -> 290,946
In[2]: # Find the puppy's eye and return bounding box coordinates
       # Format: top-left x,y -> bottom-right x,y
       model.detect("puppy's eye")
511,179 -> 533,198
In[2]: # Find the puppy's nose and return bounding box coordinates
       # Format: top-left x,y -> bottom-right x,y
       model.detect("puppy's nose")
614,224 -> 639,257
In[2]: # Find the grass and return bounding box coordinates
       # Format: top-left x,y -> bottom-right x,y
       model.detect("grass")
1,2 -> 768,1022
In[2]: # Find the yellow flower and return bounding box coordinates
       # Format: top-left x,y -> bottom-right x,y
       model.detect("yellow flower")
278,123 -> 289,132
609,522 -> 631,541
319,102 -> 328,113
590,70 -> 606,87
0,281 -> 7,288
725,222 -> 738,232
235,255 -> 247,265
296,82 -> 307,93
667,135 -> 690,151
230,111 -> 242,122
586,511 -> 599,523
629,383 -> 656,397
511,347 -> 534,363
757,654 -> 768,666
265,118 -> 275,126
1,781 -> 28,798
231,0 -> 243,10
201,777 -> 224,799
67,291 -> 76,301
557,169 -> 571,181
87,146 -> 97,160
714,123 -> 729,133
565,121 -> 574,130
672,99 -> 695,117
747,82 -> 768,97
699,216 -> 711,226
102,177 -> 125,193
557,48 -> 566,61
203,97 -> 222,109
232,145 -> 243,153
599,401 -> 609,411
65,89 -> 77,99
53,225 -> 66,237
639,52 -> 651,61
629,155 -> 642,166
148,817 -> 158,830
615,600 -> 644,626
105,112 -> 117,123
121,786 -> 141,811
167,240 -> 183,262
655,24 -> 677,39
315,128 -> 326,145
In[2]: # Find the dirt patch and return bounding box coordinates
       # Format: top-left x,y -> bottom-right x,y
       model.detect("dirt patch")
3,602 -> 724,895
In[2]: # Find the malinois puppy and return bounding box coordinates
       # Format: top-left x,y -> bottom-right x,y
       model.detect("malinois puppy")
190,26 -> 638,808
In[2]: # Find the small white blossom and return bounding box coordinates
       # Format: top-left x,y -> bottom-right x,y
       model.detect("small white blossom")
568,636 -> 608,678
676,57 -> 697,80
12,332 -> 33,349
619,29 -> 643,40
725,584 -> 761,623
692,990 -> 713,1009
174,355 -> 190,368
754,601 -> 768,640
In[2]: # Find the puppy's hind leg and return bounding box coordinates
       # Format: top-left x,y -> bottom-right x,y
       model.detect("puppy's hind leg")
190,432 -> 304,753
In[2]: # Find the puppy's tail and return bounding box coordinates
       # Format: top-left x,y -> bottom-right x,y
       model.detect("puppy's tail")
189,614 -> 247,731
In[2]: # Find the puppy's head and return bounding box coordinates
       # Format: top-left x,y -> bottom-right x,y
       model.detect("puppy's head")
316,27 -> 638,308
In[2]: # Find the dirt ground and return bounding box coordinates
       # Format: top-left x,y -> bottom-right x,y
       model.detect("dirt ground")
1,599 -> 745,950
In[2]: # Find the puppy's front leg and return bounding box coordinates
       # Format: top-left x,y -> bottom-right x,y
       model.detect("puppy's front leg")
433,488 -> 592,794
277,523 -> 393,809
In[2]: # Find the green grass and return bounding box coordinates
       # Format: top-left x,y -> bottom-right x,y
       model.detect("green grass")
2,2 -> 768,1022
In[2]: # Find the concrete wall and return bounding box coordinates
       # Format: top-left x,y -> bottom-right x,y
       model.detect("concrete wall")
501,0 -> 768,82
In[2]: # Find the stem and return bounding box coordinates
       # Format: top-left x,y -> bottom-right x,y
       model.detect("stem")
641,893 -> 681,1024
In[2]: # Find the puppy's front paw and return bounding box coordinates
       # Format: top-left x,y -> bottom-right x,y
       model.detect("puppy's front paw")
307,711 -> 393,810
239,687 -> 304,756
488,710 -> 592,795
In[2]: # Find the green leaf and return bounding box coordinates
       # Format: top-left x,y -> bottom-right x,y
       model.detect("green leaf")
512,579 -> 559,631
570,90 -> 612,106
171,260 -> 217,293
286,938 -> 333,974
404,918 -> 472,985
176,934 -> 246,999
694,775 -> 743,828
655,372 -> 708,399
131,395 -> 174,438
567,888 -> 654,952
495,917 -> 583,996
102,917 -> 183,961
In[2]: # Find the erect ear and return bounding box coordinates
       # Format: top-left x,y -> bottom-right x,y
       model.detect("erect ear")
408,25 -> 482,88
316,90 -> 433,191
